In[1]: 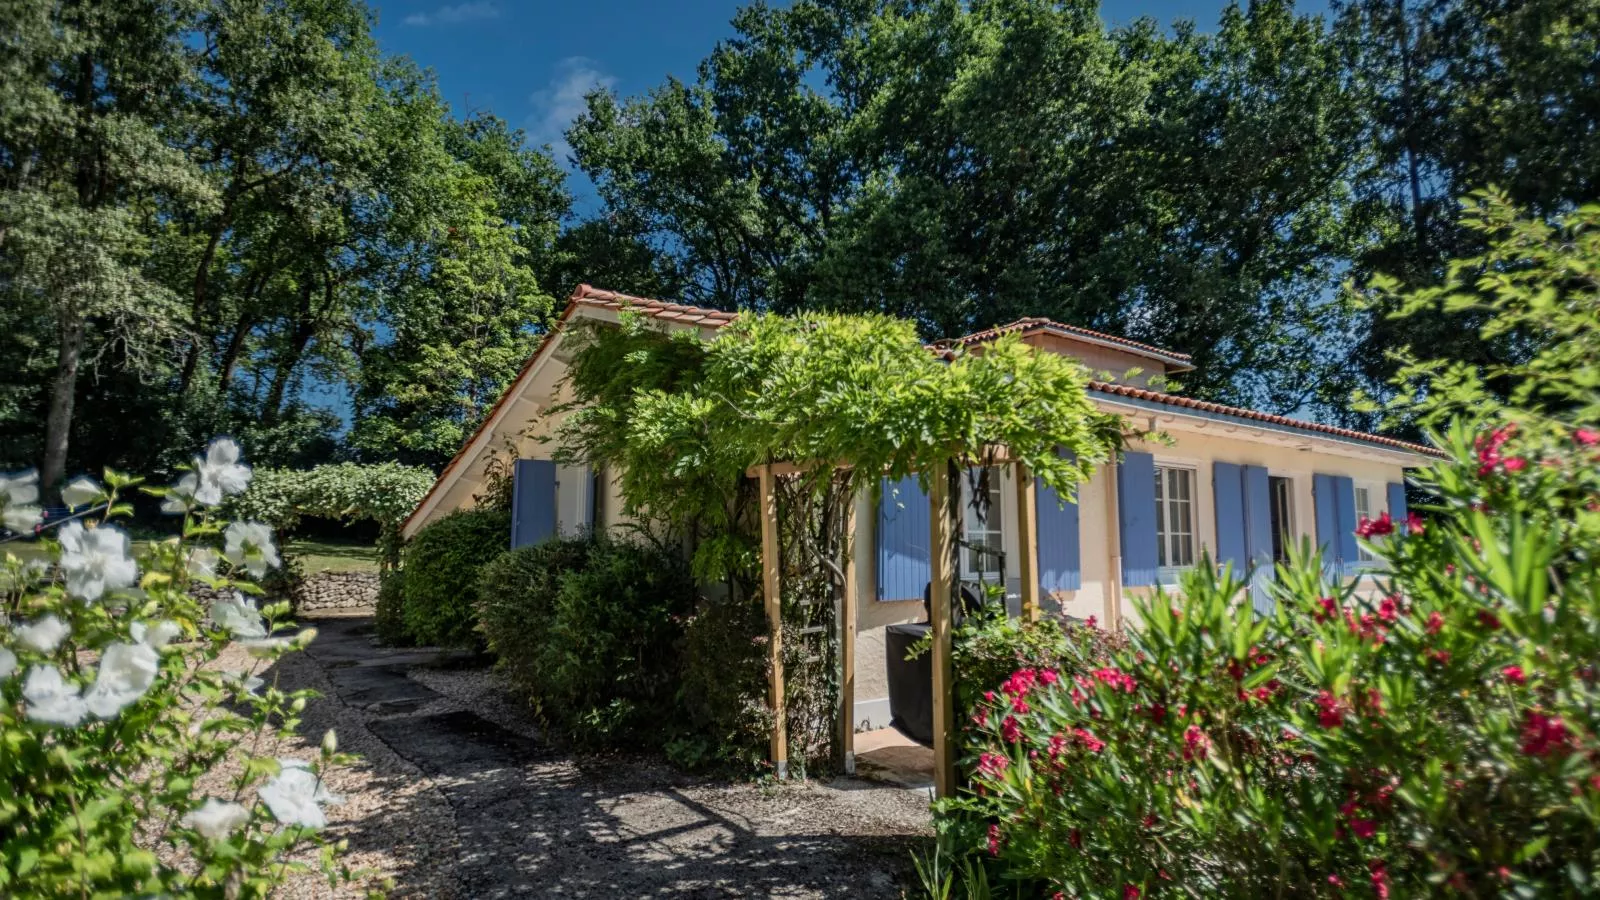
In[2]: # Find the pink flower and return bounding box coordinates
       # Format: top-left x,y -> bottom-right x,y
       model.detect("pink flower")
1351,819 -> 1377,839
1370,860 -> 1391,899
1502,665 -> 1526,685
1577,428 -> 1600,447
1356,511 -> 1394,538
1002,716 -> 1022,743
1123,886 -> 1141,900
1378,596 -> 1400,623
1315,690 -> 1347,728
1091,667 -> 1137,692
1001,668 -> 1038,698
1502,457 -> 1528,472
1405,511 -> 1424,534
978,752 -> 1009,778
1183,724 -> 1209,761
987,823 -> 1001,856
1073,727 -> 1106,753
1476,609 -> 1501,631
1425,611 -> 1445,635
1327,873 -> 1345,888
1520,711 -> 1572,757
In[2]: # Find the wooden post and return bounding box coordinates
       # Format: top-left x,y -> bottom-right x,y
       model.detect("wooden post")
840,491 -> 858,775
929,461 -> 958,798
1015,461 -> 1041,622
759,464 -> 787,779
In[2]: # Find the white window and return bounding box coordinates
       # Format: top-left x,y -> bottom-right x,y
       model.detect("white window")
962,468 -> 1005,581
1154,465 -> 1195,570
1354,486 -> 1375,562
1269,476 -> 1294,563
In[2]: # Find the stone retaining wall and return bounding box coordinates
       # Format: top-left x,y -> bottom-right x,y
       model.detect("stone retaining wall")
294,570 -> 379,612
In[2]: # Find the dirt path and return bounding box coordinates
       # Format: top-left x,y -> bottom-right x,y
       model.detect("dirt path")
273,614 -> 931,898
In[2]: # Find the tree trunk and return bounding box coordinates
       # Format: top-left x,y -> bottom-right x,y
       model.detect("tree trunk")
40,314 -> 85,495
1395,0 -> 1429,263
216,313 -> 255,394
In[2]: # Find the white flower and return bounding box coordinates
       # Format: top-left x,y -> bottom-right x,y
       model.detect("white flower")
187,546 -> 220,579
259,762 -> 339,829
223,521 -> 279,578
211,593 -> 267,639
57,521 -> 138,602
1,471 -> 41,534
131,619 -> 182,649
222,669 -> 264,695
0,647 -> 15,680
161,472 -> 200,515
83,641 -> 160,719
241,637 -> 290,658
60,476 -> 101,510
22,665 -> 87,727
14,614 -> 71,654
194,438 -> 251,506
182,798 -> 251,841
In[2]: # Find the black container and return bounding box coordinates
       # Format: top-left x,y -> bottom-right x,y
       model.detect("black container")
884,622 -> 933,746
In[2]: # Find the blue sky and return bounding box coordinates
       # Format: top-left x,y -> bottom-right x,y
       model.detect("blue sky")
370,0 -> 1323,180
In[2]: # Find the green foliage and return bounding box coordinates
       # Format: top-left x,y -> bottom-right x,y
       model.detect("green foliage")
478,536 -> 699,747
0,461 -> 357,896
677,595 -> 772,772
399,508 -> 510,647
477,536 -> 594,718
226,462 -> 434,566
557,309 -> 1124,582
373,569 -> 410,648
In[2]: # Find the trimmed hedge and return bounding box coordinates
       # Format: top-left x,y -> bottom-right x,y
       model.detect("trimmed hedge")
477,536 -> 594,720
400,508 -> 510,646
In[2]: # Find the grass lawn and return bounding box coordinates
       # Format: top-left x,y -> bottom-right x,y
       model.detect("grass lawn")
284,539 -> 379,574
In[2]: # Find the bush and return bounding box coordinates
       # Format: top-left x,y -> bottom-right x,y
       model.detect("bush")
676,594 -> 772,771
0,442 -> 354,895
475,535 -> 698,746
478,536 -> 594,719
936,423 -> 1600,898
374,569 -> 410,646
399,507 -> 510,646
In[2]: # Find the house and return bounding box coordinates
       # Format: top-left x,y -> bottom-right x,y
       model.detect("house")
403,284 -> 1436,769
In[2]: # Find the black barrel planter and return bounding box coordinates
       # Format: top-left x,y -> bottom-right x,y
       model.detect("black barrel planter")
884,622 -> 934,745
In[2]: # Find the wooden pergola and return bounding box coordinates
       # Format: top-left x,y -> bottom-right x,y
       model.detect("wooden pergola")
753,454 -> 1045,798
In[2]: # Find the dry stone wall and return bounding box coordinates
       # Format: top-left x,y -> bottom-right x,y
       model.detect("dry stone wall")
294,571 -> 379,613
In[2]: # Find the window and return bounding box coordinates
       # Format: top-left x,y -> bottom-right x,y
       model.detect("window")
1269,476 -> 1294,563
1354,486 -> 1375,562
962,469 -> 1005,581
1154,466 -> 1195,569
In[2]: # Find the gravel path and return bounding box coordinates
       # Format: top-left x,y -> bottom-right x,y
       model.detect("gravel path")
267,614 -> 931,898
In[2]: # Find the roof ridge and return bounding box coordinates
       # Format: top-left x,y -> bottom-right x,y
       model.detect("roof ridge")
955,317 -> 1194,364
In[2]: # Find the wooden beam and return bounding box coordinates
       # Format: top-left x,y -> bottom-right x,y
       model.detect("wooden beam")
929,461 -> 958,797
759,464 -> 787,779
1015,462 -> 1041,622
840,492 -> 858,775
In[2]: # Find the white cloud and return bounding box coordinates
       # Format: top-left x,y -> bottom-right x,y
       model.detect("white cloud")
403,1 -> 500,27
527,56 -> 617,163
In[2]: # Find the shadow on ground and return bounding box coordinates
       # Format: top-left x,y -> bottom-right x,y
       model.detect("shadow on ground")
274,615 -> 927,899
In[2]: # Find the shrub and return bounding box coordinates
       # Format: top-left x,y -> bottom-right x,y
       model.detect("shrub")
938,422 -> 1600,897
477,536 -> 594,719
677,594 -> 772,771
399,507 -> 510,646
374,569 -> 410,646
537,537 -> 698,745
0,441 -> 353,896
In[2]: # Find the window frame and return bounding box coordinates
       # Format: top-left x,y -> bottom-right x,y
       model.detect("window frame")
1353,484 -> 1376,562
1268,474 -> 1295,564
1153,463 -> 1197,581
960,467 -> 1007,583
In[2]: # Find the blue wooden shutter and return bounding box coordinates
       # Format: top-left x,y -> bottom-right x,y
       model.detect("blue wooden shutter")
1036,472 -> 1081,592
876,476 -> 930,601
1117,452 -> 1159,587
1386,482 -> 1408,524
1333,475 -> 1359,577
1241,465 -> 1274,610
1312,473 -> 1339,576
1212,462 -> 1246,574
511,459 -> 557,549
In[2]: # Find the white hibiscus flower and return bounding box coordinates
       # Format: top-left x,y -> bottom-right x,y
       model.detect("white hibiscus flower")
130,619 -> 183,649
210,593 -> 267,639
222,669 -> 265,695
15,614 -> 70,654
182,798 -> 252,841
223,521 -> 279,578
1,471 -> 42,533
194,438 -> 251,506
187,546 -> 220,579
60,476 -> 101,510
161,472 -> 200,515
22,665 -> 87,727
259,761 -> 340,829
0,647 -> 16,680
57,521 -> 138,602
83,641 -> 160,719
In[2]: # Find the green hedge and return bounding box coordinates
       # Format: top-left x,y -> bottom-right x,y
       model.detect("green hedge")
477,535 -> 698,747
400,508 -> 510,646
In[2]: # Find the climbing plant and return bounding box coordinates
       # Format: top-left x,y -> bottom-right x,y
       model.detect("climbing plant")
553,308 -> 1127,769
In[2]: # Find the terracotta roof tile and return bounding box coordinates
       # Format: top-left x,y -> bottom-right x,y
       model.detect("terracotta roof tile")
1089,380 -> 1442,457
948,317 -> 1195,370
